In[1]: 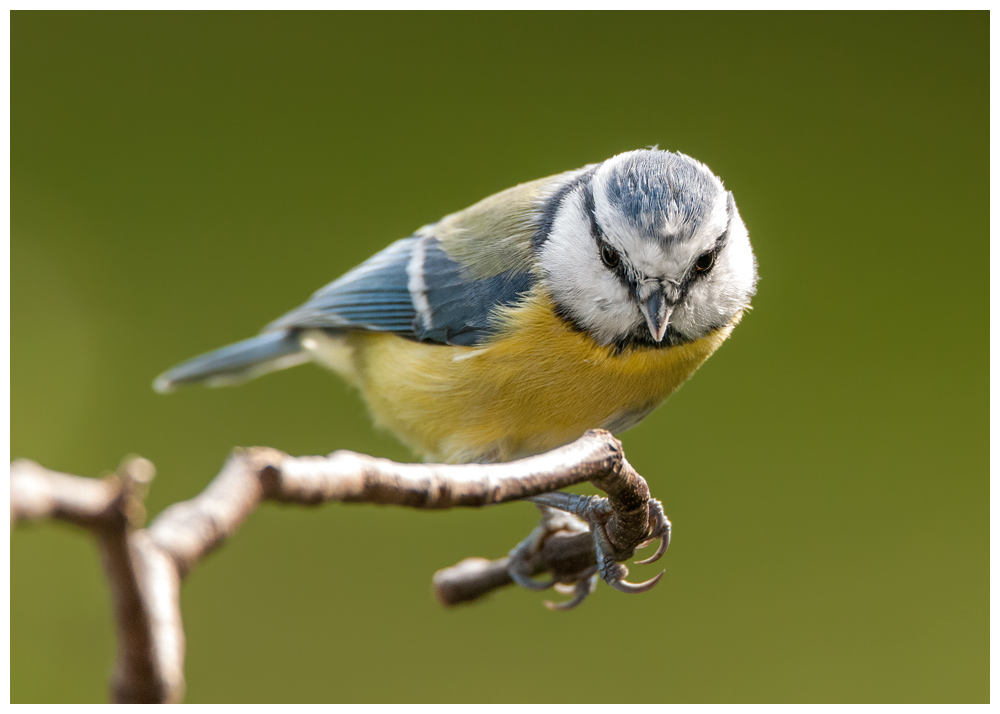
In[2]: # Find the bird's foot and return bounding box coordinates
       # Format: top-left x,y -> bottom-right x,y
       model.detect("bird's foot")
507,505 -> 591,607
507,494 -> 671,610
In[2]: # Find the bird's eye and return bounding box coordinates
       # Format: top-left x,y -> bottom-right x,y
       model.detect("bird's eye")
694,250 -> 716,273
601,243 -> 621,269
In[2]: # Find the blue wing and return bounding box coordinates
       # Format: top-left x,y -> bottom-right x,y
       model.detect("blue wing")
265,235 -> 536,347
266,237 -> 420,335
155,234 -> 538,391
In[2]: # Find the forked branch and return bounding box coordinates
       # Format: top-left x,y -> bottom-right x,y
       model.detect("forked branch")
10,429 -> 669,703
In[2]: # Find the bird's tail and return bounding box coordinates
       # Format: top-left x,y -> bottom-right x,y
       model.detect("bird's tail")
153,330 -> 308,393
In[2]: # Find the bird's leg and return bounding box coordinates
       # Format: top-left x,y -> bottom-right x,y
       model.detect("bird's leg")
435,430 -> 673,608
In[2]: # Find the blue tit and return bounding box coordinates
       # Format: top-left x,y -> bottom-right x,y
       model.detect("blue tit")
154,148 -> 758,464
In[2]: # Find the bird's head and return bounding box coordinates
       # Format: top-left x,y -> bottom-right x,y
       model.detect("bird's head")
539,148 -> 758,348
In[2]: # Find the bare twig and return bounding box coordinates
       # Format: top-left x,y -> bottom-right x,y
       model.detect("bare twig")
10,429 -> 668,703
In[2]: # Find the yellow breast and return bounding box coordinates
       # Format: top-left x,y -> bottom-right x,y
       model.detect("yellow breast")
305,291 -> 739,463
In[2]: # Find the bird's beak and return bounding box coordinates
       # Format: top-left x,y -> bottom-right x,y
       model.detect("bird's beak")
639,290 -> 674,343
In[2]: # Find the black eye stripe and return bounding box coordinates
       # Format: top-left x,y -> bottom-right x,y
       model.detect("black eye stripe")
582,180 -> 641,294
581,178 -> 604,245
533,168 -> 597,250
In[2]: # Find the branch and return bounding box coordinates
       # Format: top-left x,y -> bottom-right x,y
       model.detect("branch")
10,429 -> 669,703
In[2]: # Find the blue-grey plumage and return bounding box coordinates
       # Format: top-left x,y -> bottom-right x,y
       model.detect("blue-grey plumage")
152,331 -> 305,392
265,237 -> 422,335
154,148 -> 757,463
262,233 -> 538,346
599,150 -> 720,243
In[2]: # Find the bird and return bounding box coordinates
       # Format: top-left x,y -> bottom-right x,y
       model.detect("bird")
155,148 -> 758,465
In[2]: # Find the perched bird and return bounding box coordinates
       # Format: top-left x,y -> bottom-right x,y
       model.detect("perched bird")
155,149 -> 758,464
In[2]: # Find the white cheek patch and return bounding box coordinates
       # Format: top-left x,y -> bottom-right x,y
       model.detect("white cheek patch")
692,189 -> 731,254
673,210 -> 757,339
540,189 -> 639,344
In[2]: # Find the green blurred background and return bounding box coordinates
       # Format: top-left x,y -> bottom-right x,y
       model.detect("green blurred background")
11,11 -> 987,703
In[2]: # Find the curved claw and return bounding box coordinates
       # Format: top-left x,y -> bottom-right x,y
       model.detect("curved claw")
553,582 -> 577,596
609,569 -> 665,594
634,529 -> 670,565
544,572 -> 598,611
509,566 -> 555,591
634,543 -> 665,565
635,503 -> 671,565
543,592 -> 585,611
